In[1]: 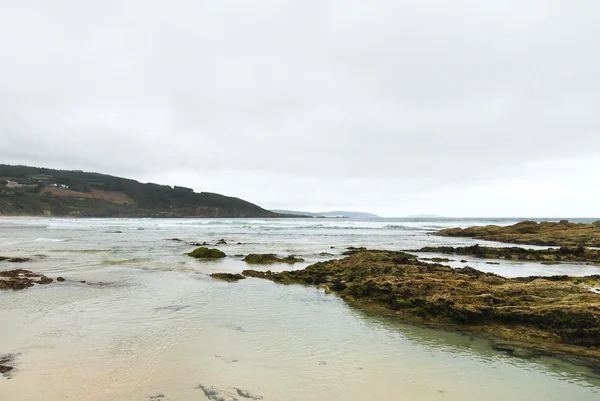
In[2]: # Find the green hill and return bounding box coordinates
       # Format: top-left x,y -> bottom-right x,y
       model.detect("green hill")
0,164 -> 282,218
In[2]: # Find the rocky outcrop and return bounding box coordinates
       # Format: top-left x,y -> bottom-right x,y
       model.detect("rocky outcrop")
0,269 -> 53,290
210,273 -> 246,282
434,220 -> 600,248
243,251 -> 600,368
411,244 -> 600,264
187,247 -> 226,259
242,254 -> 305,264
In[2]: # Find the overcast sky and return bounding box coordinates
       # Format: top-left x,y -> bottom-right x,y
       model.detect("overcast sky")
1,1 -> 599,217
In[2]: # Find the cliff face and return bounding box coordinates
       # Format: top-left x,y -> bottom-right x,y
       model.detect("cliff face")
0,164 -> 280,218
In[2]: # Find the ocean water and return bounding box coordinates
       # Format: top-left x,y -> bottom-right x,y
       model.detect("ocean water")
0,217 -> 599,401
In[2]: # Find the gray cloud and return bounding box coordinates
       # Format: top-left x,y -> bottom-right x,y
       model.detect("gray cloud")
1,1 -> 599,216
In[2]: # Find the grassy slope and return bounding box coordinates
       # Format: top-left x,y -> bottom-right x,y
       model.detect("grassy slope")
0,164 -> 278,217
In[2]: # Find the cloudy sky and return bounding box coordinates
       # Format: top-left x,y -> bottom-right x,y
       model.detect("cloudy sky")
1,1 -> 598,217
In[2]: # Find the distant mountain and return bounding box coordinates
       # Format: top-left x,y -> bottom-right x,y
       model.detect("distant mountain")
0,164 -> 287,218
271,210 -> 379,219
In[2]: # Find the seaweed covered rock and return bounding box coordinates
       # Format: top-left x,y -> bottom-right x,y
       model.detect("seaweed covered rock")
242,254 -> 304,264
0,269 -> 53,290
435,220 -> 600,248
243,250 -> 600,368
187,247 -> 226,259
0,256 -> 31,263
411,244 -> 600,264
210,273 -> 246,282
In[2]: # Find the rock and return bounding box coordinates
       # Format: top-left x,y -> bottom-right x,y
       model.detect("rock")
235,388 -> 264,399
409,244 -> 600,264
0,354 -> 18,377
434,220 -> 600,248
0,256 -> 31,263
167,238 -> 183,242
210,273 -> 246,282
189,241 -> 209,246
242,254 -> 305,264
243,250 -> 600,369
421,257 -> 454,263
216,239 -> 227,245
0,269 -> 54,291
187,247 -> 226,259
56,277 -> 65,282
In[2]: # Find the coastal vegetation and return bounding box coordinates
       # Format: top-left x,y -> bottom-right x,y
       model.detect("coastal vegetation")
434,220 -> 600,248
243,250 -> 600,368
0,164 -> 284,217
242,253 -> 305,264
411,244 -> 600,264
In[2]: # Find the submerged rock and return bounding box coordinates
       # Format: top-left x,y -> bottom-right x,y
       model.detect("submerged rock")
210,273 -> 246,282
216,239 -> 227,245
243,250 -> 600,369
0,256 -> 31,263
0,269 -> 53,291
242,253 -> 304,264
434,220 -> 600,248
0,354 -> 18,377
187,247 -> 226,259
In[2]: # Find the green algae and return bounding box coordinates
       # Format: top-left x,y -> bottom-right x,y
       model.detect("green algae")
187,247 -> 226,259
242,253 -> 304,264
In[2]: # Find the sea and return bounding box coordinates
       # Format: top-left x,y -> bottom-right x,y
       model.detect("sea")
1,217 -> 599,401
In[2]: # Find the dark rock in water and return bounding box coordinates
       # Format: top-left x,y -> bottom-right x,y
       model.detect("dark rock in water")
460,260 -> 468,263
56,277 -> 65,282
237,242 -> 243,245
0,269 -> 54,291
242,253 -> 304,264
0,256 -> 31,263
319,252 -> 334,257
491,341 -> 538,359
37,276 -> 53,285
0,365 -> 12,374
196,384 -> 262,401
235,388 -> 264,400
223,323 -> 246,332
167,238 -> 183,242
189,241 -> 210,246
79,280 -> 87,284
216,239 -> 227,245
0,354 -> 18,377
155,305 -> 190,313
196,384 -> 237,401
187,247 -> 226,259
149,394 -> 165,400
210,273 -> 245,282
421,257 -> 454,263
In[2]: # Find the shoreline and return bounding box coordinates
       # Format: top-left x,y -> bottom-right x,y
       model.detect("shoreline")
241,250 -> 600,371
